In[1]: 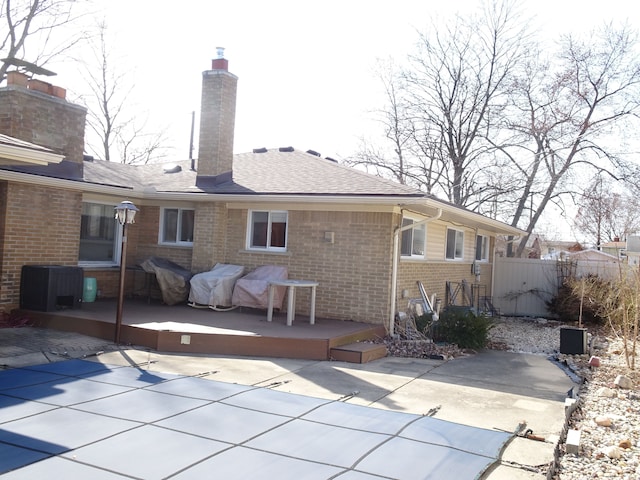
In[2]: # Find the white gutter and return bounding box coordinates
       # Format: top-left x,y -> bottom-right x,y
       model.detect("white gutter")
398,198 -> 524,236
389,208 -> 442,336
0,144 -> 64,166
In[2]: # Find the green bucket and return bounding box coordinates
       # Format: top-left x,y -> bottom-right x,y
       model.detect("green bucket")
83,277 -> 97,303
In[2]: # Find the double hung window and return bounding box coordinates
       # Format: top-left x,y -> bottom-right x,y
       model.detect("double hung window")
248,210 -> 288,251
400,217 -> 426,258
446,228 -> 464,260
160,208 -> 194,245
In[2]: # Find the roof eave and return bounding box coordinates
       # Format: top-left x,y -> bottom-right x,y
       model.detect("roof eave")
0,144 -> 64,166
0,170 -> 525,236
399,198 -> 525,236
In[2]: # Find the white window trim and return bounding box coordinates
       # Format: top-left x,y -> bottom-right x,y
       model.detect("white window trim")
159,207 -> 195,246
246,210 -> 288,252
476,234 -> 490,262
446,228 -> 465,261
78,201 -> 123,267
400,216 -> 426,259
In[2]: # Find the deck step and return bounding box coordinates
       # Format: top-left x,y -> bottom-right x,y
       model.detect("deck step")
330,342 -> 387,364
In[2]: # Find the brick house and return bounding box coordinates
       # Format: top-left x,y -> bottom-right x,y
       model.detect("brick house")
0,53 -> 524,333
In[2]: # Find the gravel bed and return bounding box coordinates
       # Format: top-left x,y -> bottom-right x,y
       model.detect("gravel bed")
381,316 -> 640,479
552,339 -> 640,479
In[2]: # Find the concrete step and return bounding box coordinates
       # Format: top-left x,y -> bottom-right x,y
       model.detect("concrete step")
330,342 -> 387,364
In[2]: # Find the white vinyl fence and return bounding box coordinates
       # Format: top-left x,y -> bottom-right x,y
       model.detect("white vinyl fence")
492,257 -> 623,317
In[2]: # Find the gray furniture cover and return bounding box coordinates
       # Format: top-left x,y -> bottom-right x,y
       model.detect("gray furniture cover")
231,265 -> 288,310
188,263 -> 245,310
140,257 -> 192,306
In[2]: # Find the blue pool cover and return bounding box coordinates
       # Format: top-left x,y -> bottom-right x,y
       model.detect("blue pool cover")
0,360 -> 512,479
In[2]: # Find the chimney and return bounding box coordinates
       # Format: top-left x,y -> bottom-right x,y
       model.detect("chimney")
0,70 -> 86,167
0,71 -> 87,179
196,47 -> 237,187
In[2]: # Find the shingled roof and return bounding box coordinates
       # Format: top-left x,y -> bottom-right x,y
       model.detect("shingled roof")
83,148 -> 425,198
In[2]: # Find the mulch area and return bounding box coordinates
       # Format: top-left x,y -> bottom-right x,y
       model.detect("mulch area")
0,311 -> 33,328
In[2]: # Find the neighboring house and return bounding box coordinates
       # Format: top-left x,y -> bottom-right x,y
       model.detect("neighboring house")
568,249 -> 620,263
600,239 -> 627,260
0,53 -> 524,333
625,235 -> 640,267
494,235 -> 582,260
539,238 -> 583,259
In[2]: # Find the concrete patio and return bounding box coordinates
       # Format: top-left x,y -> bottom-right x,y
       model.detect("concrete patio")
0,327 -> 579,479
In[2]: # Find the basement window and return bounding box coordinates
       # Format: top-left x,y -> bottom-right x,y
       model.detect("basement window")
446,228 -> 464,260
401,217 -> 426,259
247,210 -> 288,252
160,208 -> 194,245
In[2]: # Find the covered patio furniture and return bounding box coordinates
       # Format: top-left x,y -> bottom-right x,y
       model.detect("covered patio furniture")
140,257 -> 192,306
188,263 -> 245,311
231,265 -> 288,310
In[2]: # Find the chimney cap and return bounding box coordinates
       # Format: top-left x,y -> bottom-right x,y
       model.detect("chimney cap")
210,48 -> 229,71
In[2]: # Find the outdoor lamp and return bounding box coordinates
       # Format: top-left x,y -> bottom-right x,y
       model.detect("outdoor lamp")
115,201 -> 138,225
114,200 -> 139,343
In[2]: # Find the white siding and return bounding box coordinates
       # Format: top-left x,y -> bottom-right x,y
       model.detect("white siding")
426,222 -> 447,260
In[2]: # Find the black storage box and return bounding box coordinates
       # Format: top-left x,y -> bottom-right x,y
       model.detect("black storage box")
20,265 -> 83,311
559,327 -> 588,355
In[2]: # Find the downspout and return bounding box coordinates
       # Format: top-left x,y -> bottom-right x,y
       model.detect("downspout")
389,208 -> 442,336
472,227 -> 480,283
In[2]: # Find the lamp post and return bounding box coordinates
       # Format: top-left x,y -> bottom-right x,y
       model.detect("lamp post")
114,201 -> 139,344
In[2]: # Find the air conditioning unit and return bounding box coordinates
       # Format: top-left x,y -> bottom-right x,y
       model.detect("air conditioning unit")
20,265 -> 83,311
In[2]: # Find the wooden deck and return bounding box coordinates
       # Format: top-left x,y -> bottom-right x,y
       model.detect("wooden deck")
19,299 -> 388,362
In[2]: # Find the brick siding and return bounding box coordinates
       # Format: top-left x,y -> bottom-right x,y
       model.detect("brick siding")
197,71 -> 237,177
220,209 -> 395,324
0,182 -> 82,308
191,203 -> 227,272
0,87 -> 86,163
0,182 -> 496,324
133,205 -> 193,269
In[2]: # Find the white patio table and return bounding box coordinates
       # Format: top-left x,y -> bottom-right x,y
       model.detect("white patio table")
267,279 -> 318,326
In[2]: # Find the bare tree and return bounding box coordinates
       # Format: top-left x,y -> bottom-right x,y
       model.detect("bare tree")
347,60 -> 413,185
573,270 -> 639,370
79,20 -> 169,164
81,20 -> 126,161
574,175 -> 640,248
0,0 -> 86,80
401,0 -> 530,206
355,3 -> 640,258
501,24 -> 640,256
346,58 -> 447,194
118,124 -> 169,165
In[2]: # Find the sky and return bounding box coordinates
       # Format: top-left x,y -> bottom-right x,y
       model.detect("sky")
46,0 -> 633,162
41,0 -> 635,241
